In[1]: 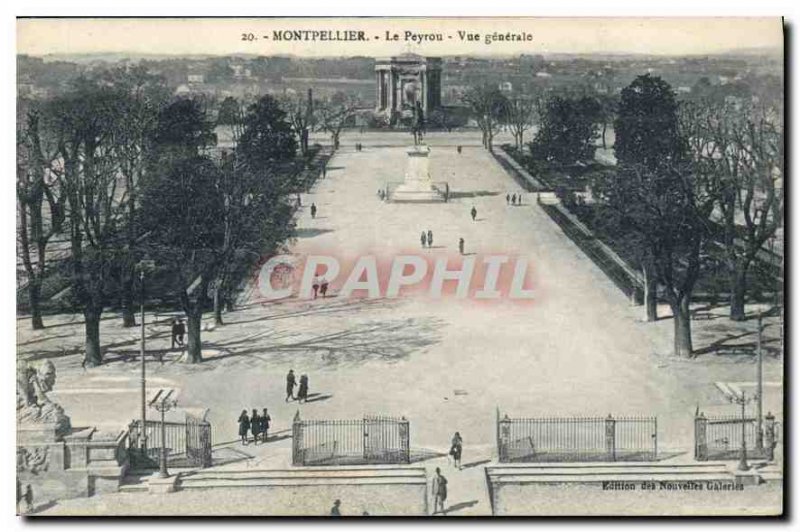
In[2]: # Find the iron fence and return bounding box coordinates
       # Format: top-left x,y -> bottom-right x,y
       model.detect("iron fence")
694,413 -> 777,461
292,412 -> 410,466
497,411 -> 657,462
128,414 -> 212,469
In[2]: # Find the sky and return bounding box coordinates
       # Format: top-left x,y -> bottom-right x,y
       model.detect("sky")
17,17 -> 783,58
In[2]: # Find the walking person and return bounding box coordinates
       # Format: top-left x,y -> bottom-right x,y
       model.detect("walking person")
310,203 -> 317,219
298,374 -> 309,403
330,499 -> 342,516
511,193 -> 517,206
431,467 -> 448,515
322,165 -> 327,178
24,484 -> 34,514
251,408 -> 261,444
420,231 -> 427,248
261,408 -> 271,441
449,432 -> 463,469
176,319 -> 186,347
426,230 -> 433,248
506,193 -> 510,205
170,319 -> 179,349
296,194 -> 302,208
312,276 -> 320,299
238,410 -> 250,445
320,278 -> 329,298
457,145 -> 462,154
471,206 -> 477,221
458,238 -> 465,255
286,369 -> 297,402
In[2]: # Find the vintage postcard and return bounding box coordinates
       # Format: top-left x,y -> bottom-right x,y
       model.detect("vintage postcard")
15,17 -> 784,517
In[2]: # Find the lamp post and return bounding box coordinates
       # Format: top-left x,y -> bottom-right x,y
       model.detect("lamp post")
136,259 -> 155,453
731,390 -> 753,472
150,389 -> 178,478
756,311 -> 764,451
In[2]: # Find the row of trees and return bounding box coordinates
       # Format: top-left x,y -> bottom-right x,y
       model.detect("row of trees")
462,75 -> 782,358
18,67 -> 302,366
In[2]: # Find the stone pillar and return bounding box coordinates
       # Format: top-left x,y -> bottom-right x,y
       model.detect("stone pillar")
399,417 -> 410,464
605,414 -> 616,461
764,412 -> 776,461
292,410 -> 303,466
694,413 -> 708,461
498,415 -> 511,463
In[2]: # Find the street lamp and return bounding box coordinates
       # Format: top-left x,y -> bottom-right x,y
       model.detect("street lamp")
730,389 -> 754,472
136,258 -> 156,453
149,389 -> 178,478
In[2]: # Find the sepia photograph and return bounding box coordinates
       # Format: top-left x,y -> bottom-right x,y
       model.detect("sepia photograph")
12,14 -> 785,518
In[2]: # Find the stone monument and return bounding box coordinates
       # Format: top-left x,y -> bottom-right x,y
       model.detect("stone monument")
17,360 -> 129,511
390,144 -> 445,203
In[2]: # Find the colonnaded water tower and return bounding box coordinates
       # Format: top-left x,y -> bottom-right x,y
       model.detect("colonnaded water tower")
375,53 -> 442,115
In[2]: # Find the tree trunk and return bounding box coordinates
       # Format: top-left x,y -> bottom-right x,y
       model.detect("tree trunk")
214,289 -> 224,326
642,265 -> 658,322
120,270 -> 137,327
84,307 -> 103,367
729,262 -> 748,321
300,128 -> 309,155
28,278 -> 45,330
671,296 -> 693,358
601,123 -> 608,150
186,310 -> 203,364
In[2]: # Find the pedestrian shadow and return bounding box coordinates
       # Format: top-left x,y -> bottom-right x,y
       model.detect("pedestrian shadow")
425,245 -> 447,250
445,500 -> 479,513
409,448 -> 447,463
449,191 -> 500,199
460,459 -> 490,469
264,433 -> 293,443
295,227 -> 335,239
304,393 -> 333,403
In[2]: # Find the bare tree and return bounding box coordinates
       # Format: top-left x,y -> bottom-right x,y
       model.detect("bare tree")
17,100 -> 66,330
280,88 -> 317,156
702,101 -> 784,320
462,84 -> 508,151
317,96 -> 357,150
504,92 -> 538,150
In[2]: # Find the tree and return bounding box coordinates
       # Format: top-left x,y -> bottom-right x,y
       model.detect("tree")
462,84 -> 507,151
102,66 -> 169,327
49,78 -> 130,366
317,95 -> 357,150
142,98 -> 220,363
17,99 -> 66,329
238,95 -> 297,170
280,89 -> 316,156
141,156 -> 225,364
701,101 -> 784,320
613,74 -> 684,322
504,92 -> 539,151
529,95 -> 600,166
217,96 -> 241,126
597,75 -> 722,357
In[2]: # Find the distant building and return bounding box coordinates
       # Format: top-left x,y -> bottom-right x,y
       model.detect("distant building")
187,74 -> 204,84
535,71 -> 552,78
498,81 -> 513,93
375,53 -> 442,114
677,86 -> 692,94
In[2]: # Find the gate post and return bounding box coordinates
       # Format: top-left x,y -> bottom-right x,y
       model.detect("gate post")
764,412 -> 775,462
605,414 -> 616,461
694,412 -> 708,461
498,414 -> 511,463
399,417 -> 410,464
292,410 -> 303,466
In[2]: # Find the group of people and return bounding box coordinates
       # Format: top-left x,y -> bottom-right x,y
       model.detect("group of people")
286,369 -> 310,403
420,229 -> 434,248
237,408 -> 272,445
355,142 -> 364,152
505,192 -> 524,206
311,276 -> 329,299
377,188 -> 389,201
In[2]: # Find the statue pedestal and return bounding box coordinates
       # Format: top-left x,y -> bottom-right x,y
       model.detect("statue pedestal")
391,145 -> 445,203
